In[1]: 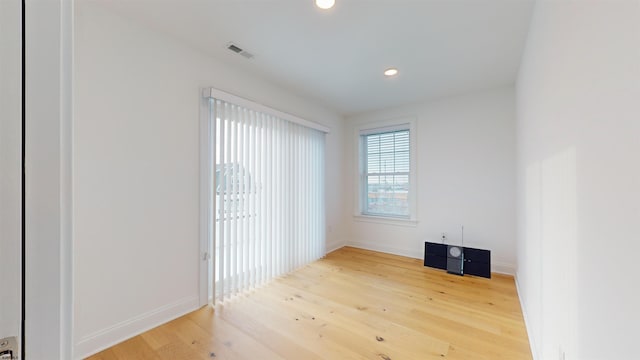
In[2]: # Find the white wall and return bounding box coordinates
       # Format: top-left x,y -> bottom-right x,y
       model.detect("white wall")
0,0 -> 22,342
516,1 -> 640,359
73,2 -> 345,358
343,87 -> 517,273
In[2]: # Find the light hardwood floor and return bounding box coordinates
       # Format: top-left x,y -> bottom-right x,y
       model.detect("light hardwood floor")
87,246 -> 532,360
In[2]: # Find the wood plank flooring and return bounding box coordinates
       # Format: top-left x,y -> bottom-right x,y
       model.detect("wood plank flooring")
87,246 -> 532,360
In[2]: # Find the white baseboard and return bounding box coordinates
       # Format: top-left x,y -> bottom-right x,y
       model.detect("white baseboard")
491,261 -> 516,276
348,241 -> 516,275
346,241 -> 423,260
325,241 -> 345,254
74,295 -> 200,359
515,273 -> 538,360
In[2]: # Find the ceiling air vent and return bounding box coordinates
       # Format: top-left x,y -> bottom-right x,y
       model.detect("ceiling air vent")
226,42 -> 254,59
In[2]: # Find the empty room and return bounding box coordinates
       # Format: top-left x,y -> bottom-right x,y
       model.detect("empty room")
1,0 -> 639,359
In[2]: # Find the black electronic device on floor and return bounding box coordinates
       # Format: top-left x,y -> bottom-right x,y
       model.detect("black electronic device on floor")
463,247 -> 491,278
447,245 -> 464,275
424,242 -> 447,270
424,241 -> 491,278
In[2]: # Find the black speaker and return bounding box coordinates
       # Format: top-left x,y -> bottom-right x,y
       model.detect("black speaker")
424,242 -> 447,270
424,241 -> 491,278
446,245 -> 464,276
463,247 -> 491,278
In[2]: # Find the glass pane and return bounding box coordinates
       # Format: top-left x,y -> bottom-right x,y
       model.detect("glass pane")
394,131 -> 409,151
395,150 -> 409,172
367,135 -> 380,151
363,129 -> 410,217
364,130 -> 410,175
365,174 -> 409,217
367,152 -> 380,173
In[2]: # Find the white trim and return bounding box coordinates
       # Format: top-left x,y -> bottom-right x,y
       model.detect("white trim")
201,87 -> 330,133
60,0 -> 75,358
347,241 -> 424,260
25,1 -> 74,358
353,214 -> 418,227
74,296 -> 199,360
198,92 -> 212,307
515,273 -> 539,360
491,261 -> 516,276
348,241 -> 515,275
0,0 -> 23,350
359,123 -> 410,136
353,117 -> 417,222
325,242 -> 345,255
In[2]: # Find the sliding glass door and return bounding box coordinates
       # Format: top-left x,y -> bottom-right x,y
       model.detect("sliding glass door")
203,90 -> 326,303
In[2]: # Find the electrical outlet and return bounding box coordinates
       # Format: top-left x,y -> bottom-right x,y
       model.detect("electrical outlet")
0,337 -> 17,360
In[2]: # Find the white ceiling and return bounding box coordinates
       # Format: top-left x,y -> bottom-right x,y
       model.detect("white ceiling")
99,0 -> 535,116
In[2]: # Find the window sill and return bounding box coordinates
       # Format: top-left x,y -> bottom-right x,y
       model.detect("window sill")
353,214 -> 418,227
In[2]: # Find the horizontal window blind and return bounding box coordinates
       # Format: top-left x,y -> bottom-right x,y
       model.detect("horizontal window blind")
209,97 -> 326,303
362,129 -> 410,218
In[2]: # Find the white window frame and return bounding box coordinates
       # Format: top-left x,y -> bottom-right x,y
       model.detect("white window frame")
353,118 -> 417,226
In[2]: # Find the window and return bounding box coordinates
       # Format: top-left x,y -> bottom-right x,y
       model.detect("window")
360,125 -> 412,219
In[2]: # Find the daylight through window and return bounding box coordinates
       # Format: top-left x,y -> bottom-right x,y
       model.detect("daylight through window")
361,127 -> 410,218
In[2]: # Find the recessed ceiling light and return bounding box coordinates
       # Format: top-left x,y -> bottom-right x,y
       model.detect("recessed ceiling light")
315,0 -> 335,10
384,68 -> 399,77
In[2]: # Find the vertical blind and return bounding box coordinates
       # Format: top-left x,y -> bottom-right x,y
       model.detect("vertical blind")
362,129 -> 410,218
209,97 -> 326,303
